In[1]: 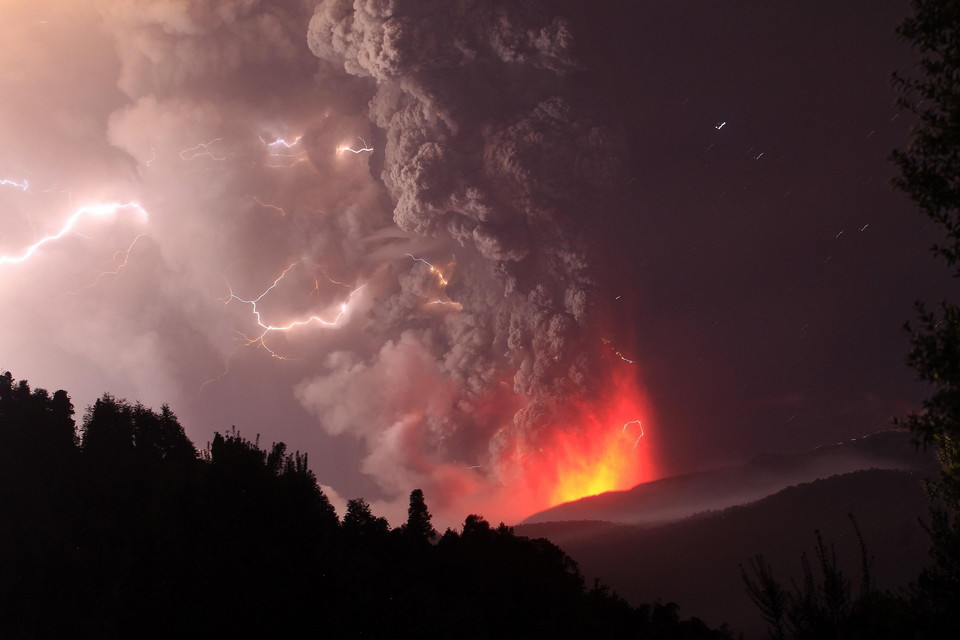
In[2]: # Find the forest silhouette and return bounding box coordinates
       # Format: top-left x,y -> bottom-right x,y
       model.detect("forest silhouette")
0,370 -> 734,639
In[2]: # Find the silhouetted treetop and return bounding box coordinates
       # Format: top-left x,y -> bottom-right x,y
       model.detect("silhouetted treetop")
893,3 -> 960,635
403,488 -> 437,543
1,370 -> 733,639
0,371 -> 76,457
81,394 -> 135,458
343,497 -> 390,539
133,403 -> 195,464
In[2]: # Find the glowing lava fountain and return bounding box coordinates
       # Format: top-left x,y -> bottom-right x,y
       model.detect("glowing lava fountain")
504,369 -> 655,519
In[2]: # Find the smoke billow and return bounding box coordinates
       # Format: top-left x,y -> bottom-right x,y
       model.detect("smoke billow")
0,0 -> 647,524
299,0 -> 642,520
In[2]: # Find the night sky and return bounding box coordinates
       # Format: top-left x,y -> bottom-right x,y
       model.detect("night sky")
0,0 -> 947,527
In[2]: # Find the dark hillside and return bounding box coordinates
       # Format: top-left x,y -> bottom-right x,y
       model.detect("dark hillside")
524,430 -> 936,525
518,468 -> 932,638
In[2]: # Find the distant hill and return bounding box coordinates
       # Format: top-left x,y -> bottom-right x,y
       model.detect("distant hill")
517,467 -> 934,638
523,429 -> 936,526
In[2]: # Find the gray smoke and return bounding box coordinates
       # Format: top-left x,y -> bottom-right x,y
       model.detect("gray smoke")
1,0 -> 633,523
297,0 -> 628,516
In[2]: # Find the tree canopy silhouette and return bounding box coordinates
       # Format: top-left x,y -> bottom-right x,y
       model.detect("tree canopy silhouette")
892,1 -> 960,635
403,487 -> 437,543
0,370 -> 732,639
740,2 -> 960,636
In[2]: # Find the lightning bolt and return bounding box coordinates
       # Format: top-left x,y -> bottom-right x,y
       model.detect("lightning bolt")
336,136 -> 373,155
1,178 -> 29,191
406,253 -> 449,286
0,202 -> 149,267
222,264 -> 365,359
406,253 -> 462,311
199,263 -> 360,392
259,135 -> 309,167
622,420 -> 644,448
427,299 -> 463,311
261,135 -> 303,149
250,196 -> 286,216
61,233 -> 149,295
198,360 -> 232,397
310,267 -> 355,294
179,139 -> 226,161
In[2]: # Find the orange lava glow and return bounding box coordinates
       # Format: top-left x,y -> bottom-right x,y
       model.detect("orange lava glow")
523,370 -> 655,511
426,367 -> 656,527
547,420 -> 646,505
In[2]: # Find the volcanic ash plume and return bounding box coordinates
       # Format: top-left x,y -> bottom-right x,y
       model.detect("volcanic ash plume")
298,0 -> 651,521
0,0 -> 650,525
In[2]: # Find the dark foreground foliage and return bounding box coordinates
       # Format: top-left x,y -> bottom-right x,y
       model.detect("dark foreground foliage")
889,1 -> 960,638
741,514 -> 960,639
0,372 -> 732,639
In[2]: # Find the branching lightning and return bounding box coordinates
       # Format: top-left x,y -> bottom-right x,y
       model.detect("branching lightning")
62,233 -> 149,295
259,135 -> 309,167
179,138 -> 226,161
222,264 -> 365,359
262,135 -> 303,149
311,267 -> 354,291
0,202 -> 149,267
199,261 -> 362,393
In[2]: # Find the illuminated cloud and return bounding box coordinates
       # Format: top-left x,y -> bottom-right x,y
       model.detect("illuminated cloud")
1,0 -> 651,526
302,0 -> 648,520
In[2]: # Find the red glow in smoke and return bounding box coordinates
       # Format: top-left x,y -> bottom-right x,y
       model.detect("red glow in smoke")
543,371 -> 653,506
481,368 -> 655,523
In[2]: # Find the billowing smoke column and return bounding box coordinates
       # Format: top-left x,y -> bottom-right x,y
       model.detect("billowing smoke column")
0,0 -> 650,525
298,0 -> 651,520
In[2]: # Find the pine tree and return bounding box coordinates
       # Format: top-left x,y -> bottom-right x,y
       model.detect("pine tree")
403,488 -> 437,543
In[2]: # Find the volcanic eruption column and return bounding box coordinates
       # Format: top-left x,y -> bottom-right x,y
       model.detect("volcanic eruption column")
297,0 -> 653,520
2,0 -> 652,524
